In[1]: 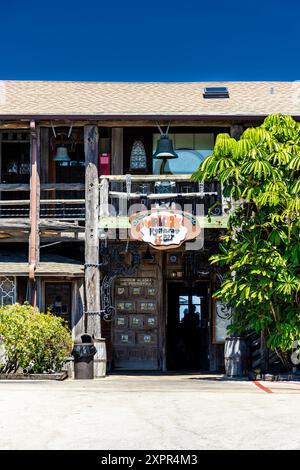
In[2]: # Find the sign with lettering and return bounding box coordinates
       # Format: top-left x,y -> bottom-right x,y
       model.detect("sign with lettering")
130,209 -> 201,250
119,278 -> 153,287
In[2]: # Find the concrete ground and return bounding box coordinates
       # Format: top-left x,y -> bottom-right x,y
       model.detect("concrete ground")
0,373 -> 300,450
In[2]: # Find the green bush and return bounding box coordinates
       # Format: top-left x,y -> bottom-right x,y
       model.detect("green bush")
0,303 -> 72,374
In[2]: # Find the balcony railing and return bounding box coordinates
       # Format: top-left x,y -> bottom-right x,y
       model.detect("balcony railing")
0,183 -> 85,221
100,175 -> 222,217
0,176 -> 228,230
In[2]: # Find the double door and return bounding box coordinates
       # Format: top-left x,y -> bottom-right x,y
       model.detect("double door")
113,277 -> 159,370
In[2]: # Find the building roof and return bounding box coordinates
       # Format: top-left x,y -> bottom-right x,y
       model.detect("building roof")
0,80 -> 299,119
0,251 -> 84,277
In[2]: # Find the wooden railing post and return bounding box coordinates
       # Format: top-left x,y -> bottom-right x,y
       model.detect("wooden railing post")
99,177 -> 110,217
84,125 -> 106,377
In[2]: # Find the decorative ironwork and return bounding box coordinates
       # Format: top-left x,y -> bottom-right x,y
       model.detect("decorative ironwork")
216,301 -> 233,320
215,273 -> 233,320
0,277 -> 16,306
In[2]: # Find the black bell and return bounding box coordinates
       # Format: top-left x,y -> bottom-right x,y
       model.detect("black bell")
153,134 -> 178,159
143,246 -> 155,262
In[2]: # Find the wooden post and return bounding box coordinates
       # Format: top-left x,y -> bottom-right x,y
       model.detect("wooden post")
99,177 -> 110,217
84,125 -> 106,377
28,122 -> 40,307
111,128 -> 123,175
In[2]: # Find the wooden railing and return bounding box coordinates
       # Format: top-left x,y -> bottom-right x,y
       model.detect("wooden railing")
99,174 -> 223,218
0,183 -> 85,220
0,176 -> 228,229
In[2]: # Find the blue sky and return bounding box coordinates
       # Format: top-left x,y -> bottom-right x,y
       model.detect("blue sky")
0,0 -> 298,81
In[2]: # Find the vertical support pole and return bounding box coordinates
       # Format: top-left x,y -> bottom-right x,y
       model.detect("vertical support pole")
28,121 -> 40,307
111,128 -> 123,175
84,125 -> 106,377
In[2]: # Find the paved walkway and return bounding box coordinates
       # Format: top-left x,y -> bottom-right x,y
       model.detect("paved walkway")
0,374 -> 299,450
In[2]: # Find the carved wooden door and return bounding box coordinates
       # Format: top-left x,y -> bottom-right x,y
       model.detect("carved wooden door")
113,277 -> 159,370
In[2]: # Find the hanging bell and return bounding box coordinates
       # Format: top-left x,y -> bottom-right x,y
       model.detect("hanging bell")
143,246 -> 155,262
153,134 -> 178,159
53,145 -> 71,162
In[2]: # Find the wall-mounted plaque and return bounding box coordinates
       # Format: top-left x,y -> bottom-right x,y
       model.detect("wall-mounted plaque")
143,335 -> 151,344
147,317 -> 156,327
132,316 -> 142,327
116,286 -> 128,297
117,301 -> 134,312
132,286 -> 143,296
147,287 -> 156,297
140,301 -> 155,312
119,278 -> 153,287
121,334 -> 129,343
116,316 -> 126,327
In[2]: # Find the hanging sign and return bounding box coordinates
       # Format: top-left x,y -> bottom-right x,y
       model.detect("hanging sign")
130,209 -> 201,250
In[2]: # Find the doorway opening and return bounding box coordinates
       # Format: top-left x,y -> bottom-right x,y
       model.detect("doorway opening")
167,281 -> 209,371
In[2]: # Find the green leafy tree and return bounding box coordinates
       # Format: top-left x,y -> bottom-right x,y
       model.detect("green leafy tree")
192,114 -> 300,369
0,303 -> 72,373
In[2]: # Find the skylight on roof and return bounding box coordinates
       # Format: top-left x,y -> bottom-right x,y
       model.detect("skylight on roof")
203,87 -> 229,98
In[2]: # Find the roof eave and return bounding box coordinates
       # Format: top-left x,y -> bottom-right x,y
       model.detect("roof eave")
0,113 -> 293,121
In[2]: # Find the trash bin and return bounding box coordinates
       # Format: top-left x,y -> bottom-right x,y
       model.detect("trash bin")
224,336 -> 249,377
72,334 -> 97,379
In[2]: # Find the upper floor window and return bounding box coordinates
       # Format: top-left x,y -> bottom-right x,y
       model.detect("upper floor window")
152,133 -> 214,175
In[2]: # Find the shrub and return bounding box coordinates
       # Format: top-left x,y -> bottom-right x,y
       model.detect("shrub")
0,303 -> 72,374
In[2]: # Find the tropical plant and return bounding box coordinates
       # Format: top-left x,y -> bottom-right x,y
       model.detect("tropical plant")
0,303 -> 72,373
192,114 -> 300,369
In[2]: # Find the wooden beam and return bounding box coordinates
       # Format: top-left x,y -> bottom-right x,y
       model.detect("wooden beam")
101,174 -> 194,182
108,191 -> 217,199
0,122 -> 31,129
41,183 -> 85,191
0,183 -> 30,191
39,220 -> 84,231
111,128 -> 123,175
84,125 -> 106,377
98,215 -> 228,230
0,218 -> 30,229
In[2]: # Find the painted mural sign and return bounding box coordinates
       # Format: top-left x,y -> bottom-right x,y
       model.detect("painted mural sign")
130,209 -> 201,250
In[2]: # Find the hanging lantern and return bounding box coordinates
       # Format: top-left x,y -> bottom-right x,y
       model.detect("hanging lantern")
153,134 -> 178,159
53,145 -> 71,162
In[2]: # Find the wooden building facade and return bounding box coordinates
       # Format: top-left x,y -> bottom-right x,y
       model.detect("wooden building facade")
0,80 -> 296,375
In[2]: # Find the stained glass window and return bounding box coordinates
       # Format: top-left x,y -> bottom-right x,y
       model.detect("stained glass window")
129,140 -> 147,170
0,277 -> 16,306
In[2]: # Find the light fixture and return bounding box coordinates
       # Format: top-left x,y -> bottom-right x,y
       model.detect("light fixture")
153,122 -> 178,175
143,246 -> 155,262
